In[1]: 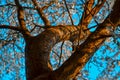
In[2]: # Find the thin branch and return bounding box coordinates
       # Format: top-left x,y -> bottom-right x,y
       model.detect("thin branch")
90,0 -> 106,16
81,2 -> 103,28
58,41 -> 65,67
0,3 -> 37,10
33,23 -> 47,28
84,24 -> 98,31
78,0 -> 95,35
32,0 -> 53,26
79,0 -> 94,25
79,0 -> 106,33
30,25 -> 37,32
84,0 -> 94,18
83,0 -> 106,19
41,1 -> 55,10
63,0 -> 74,25
0,25 -> 22,31
0,3 -> 16,7
0,39 -> 14,48
81,0 -> 106,24
52,50 -> 60,58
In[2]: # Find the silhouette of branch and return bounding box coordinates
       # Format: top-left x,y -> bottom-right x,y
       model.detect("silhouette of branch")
0,25 -> 22,31
63,0 -> 74,25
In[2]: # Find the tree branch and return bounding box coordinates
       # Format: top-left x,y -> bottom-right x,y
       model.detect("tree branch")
63,0 -> 74,25
14,0 -> 31,37
0,3 -> 16,7
32,0 -> 53,26
89,0 -> 106,18
79,0 -> 94,26
79,0 -> 106,35
0,3 -> 37,10
0,25 -> 22,31
84,0 -> 94,18
54,0 -> 120,79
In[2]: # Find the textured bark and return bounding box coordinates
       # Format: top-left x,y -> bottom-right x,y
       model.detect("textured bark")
54,0 -> 120,79
54,24 -> 110,80
24,26 -> 82,80
0,0 -> 120,80
24,0 -> 120,80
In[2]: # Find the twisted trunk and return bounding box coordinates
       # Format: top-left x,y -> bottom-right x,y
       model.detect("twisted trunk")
24,26 -> 82,80
23,0 -> 120,80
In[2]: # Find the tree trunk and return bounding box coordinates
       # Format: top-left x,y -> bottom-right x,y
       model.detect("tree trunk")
0,0 -> 120,80
24,25 -> 84,80
25,36 -> 52,80
23,0 -> 120,80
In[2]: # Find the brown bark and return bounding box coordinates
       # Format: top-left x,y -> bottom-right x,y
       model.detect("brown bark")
32,0 -> 51,26
24,0 -> 120,80
14,0 -> 31,37
24,25 -> 82,80
54,0 -> 120,80
0,0 -> 120,80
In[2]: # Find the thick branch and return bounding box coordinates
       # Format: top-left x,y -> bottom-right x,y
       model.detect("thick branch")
54,0 -> 120,80
54,24 -> 110,80
106,0 -> 120,26
14,0 -> 31,37
24,0 -> 120,80
26,25 -> 86,80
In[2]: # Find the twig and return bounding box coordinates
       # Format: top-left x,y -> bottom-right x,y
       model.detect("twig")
63,0 -> 74,25
58,41 -> 65,67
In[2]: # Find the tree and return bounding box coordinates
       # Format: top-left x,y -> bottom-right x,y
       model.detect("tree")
0,0 -> 120,80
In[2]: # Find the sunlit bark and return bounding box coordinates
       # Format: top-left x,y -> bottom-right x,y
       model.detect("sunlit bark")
0,0 -> 120,80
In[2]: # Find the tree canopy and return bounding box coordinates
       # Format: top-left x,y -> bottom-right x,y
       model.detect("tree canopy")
0,0 -> 120,80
